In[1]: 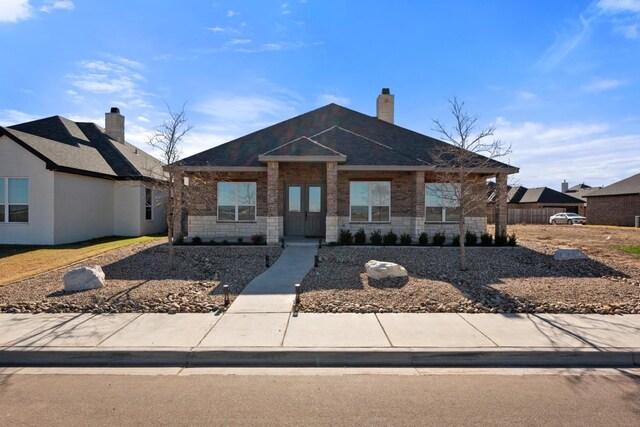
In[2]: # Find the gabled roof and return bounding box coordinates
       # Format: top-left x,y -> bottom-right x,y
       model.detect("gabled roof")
179,103 -> 518,172
586,173 -> 640,197
258,135 -> 347,162
512,187 -> 585,204
564,183 -> 601,201
1,116 -> 164,181
507,186 -> 528,203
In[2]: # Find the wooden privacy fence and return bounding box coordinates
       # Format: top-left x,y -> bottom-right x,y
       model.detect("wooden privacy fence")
486,207 -> 566,225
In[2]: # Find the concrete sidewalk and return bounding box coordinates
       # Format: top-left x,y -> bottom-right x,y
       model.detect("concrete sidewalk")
1,313 -> 639,367
226,243 -> 317,313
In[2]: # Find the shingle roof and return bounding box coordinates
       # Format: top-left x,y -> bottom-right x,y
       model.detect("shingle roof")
179,103 -> 518,171
1,116 -> 164,180
586,173 -> 640,197
260,135 -> 346,158
515,187 -> 585,204
564,183 -> 601,201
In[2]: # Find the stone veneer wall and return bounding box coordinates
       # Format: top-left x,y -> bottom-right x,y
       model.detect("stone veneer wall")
188,216 -> 267,240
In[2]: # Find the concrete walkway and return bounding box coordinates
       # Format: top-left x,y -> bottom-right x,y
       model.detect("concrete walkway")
226,242 -> 318,314
1,313 -> 639,367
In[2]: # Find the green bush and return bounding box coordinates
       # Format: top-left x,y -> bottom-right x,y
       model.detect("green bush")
494,232 -> 507,246
432,232 -> 446,246
452,234 -> 460,246
383,231 -> 398,246
354,228 -> 367,245
191,236 -> 202,245
370,230 -> 383,245
338,229 -> 353,245
480,232 -> 493,246
251,234 -> 266,245
237,237 -> 243,244
222,239 -> 229,245
400,233 -> 412,246
418,232 -> 429,246
465,230 -> 478,246
507,233 -> 517,246
175,235 -> 184,245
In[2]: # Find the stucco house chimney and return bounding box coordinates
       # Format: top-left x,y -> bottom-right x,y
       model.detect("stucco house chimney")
105,107 -> 125,143
376,88 -> 394,124
561,180 -> 569,193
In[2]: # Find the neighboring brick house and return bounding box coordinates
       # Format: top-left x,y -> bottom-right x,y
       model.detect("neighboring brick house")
487,185 -> 585,223
0,108 -> 167,245
176,89 -> 518,244
585,173 -> 640,226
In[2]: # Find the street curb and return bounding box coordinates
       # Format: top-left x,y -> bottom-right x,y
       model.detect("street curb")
1,347 -> 639,368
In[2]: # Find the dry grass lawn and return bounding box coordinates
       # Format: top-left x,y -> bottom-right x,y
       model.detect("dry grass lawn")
0,235 -> 165,285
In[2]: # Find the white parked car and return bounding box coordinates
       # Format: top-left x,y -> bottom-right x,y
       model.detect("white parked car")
549,213 -> 587,225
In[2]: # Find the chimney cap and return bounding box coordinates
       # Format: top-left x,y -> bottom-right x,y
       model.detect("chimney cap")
110,107 -> 121,114
381,88 -> 391,95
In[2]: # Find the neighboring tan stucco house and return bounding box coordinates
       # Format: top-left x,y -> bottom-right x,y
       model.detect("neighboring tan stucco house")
175,89 -> 518,244
585,173 -> 640,226
0,108 -> 166,245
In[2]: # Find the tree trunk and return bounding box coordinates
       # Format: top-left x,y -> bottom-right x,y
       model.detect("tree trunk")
458,217 -> 466,271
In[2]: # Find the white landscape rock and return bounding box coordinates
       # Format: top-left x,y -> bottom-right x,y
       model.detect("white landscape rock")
63,265 -> 105,292
365,260 -> 408,280
554,248 -> 589,261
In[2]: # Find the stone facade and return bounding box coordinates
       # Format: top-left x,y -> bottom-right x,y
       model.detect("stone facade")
587,194 -> 640,226
188,215 -> 267,240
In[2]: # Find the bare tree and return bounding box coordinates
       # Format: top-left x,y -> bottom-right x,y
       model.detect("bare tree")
148,103 -> 192,268
431,98 -> 511,270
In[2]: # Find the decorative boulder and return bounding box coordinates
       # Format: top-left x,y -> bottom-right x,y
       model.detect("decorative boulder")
365,260 -> 408,280
554,248 -> 588,261
63,265 -> 105,292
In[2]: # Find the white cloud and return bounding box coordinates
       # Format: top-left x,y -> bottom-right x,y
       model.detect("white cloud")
581,78 -> 627,92
195,95 -> 296,124
0,0 -> 32,23
40,0 -> 74,13
618,23 -> 640,37
67,58 -> 147,100
281,3 -> 291,15
537,14 -> 594,69
0,109 -> 39,125
597,0 -> 640,13
516,90 -> 537,101
493,117 -> 640,188
316,94 -> 350,106
207,26 -> 225,32
226,10 -> 237,17
228,38 -> 252,45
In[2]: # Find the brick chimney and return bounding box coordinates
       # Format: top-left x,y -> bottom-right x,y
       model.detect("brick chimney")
561,180 -> 569,193
376,88 -> 394,124
105,107 -> 125,143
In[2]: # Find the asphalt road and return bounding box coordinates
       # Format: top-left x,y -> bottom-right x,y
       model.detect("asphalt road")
1,370 -> 639,426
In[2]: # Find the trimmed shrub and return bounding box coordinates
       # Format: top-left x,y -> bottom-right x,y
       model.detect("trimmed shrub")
237,237 -> 244,244
400,233 -> 412,246
175,235 -> 184,245
432,232 -> 446,246
251,234 -> 266,245
452,234 -> 460,246
370,230 -> 383,245
354,228 -> 367,245
480,232 -> 493,246
465,230 -> 478,246
339,229 -> 353,245
222,239 -> 229,245
191,236 -> 202,245
507,233 -> 517,246
418,232 -> 429,246
383,231 -> 398,246
494,232 -> 507,246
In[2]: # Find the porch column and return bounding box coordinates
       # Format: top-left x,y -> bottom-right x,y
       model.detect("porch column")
494,173 -> 508,237
414,171 -> 425,239
266,161 -> 280,244
325,162 -> 338,243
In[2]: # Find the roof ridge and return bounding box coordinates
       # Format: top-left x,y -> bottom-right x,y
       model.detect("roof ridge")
260,136 -> 308,155
335,126 -> 428,165
305,135 -> 346,157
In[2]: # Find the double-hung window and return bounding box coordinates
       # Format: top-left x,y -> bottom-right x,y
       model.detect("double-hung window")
145,188 -> 153,221
425,183 -> 460,222
217,182 -> 257,221
350,181 -> 390,222
0,178 -> 29,223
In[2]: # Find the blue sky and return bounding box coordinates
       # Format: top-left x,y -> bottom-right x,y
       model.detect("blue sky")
1,0 -> 639,189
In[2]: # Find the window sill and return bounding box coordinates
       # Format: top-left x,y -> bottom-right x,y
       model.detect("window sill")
349,221 -> 391,224
425,221 -> 459,224
0,222 -> 30,225
216,220 -> 258,224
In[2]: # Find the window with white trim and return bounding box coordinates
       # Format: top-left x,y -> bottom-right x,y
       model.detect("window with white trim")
0,178 -> 29,223
145,188 -> 153,221
350,181 -> 390,222
217,182 -> 257,221
426,183 -> 460,222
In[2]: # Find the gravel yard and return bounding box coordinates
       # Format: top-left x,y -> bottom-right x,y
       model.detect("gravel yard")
0,241 -> 282,314
299,232 -> 640,315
